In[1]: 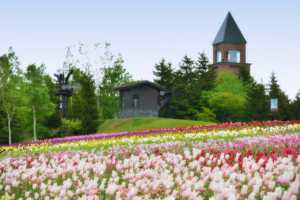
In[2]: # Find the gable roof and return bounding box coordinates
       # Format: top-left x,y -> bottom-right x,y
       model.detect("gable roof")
113,80 -> 164,91
212,12 -> 247,45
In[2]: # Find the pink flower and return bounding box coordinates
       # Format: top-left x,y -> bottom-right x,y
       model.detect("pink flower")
240,185 -> 248,196
268,181 -> 275,191
275,187 -> 282,199
67,190 -> 75,198
41,190 -> 46,197
60,189 -> 66,198
34,192 -> 39,200
282,191 -> 290,200
25,191 -> 30,198
289,183 -> 299,196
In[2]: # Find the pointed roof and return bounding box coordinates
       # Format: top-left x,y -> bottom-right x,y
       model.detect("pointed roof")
212,12 -> 247,45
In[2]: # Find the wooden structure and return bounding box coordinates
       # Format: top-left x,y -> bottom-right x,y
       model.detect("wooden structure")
113,81 -> 164,118
113,80 -> 187,119
211,12 -> 251,75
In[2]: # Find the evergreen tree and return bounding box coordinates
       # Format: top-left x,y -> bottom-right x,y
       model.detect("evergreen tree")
171,55 -> 194,119
194,52 -> 217,91
153,59 -> 174,90
268,71 -> 292,120
238,65 -> 252,85
291,90 -> 300,120
68,68 -> 100,135
243,81 -> 270,122
190,52 -> 217,113
153,59 -> 174,118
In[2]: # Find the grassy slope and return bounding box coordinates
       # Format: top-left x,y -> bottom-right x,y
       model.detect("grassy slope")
97,117 -> 214,134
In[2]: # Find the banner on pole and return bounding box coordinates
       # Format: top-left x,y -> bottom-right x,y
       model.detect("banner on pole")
270,99 -> 278,112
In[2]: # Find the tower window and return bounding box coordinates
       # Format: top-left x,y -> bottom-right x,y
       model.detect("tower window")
133,95 -> 139,107
216,51 -> 222,62
228,50 -> 240,63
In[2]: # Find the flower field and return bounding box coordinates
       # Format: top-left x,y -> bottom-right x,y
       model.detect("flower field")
0,120 -> 300,199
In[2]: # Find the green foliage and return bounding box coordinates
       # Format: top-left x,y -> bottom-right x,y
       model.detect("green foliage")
68,68 -> 100,135
238,65 -> 252,85
170,55 -> 195,119
243,81 -> 270,122
291,91 -> 300,120
214,70 -> 247,98
195,107 -> 217,122
25,64 -> 56,141
208,92 -> 246,122
61,118 -> 82,137
268,71 -> 293,121
153,59 -> 174,90
0,48 -> 29,144
27,124 -> 50,140
98,44 -> 133,119
41,74 -> 61,132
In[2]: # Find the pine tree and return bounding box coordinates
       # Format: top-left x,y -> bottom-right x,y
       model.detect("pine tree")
68,68 -> 100,135
238,65 -> 252,85
171,55 -> 194,119
243,81 -> 270,122
153,59 -> 174,90
268,71 -> 292,120
291,90 -> 300,120
191,52 -> 217,112
195,52 -> 217,91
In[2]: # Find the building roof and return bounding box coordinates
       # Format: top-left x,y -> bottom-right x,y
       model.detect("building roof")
212,12 -> 247,45
113,80 -> 164,91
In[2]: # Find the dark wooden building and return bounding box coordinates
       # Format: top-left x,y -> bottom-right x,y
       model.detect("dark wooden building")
113,80 -> 164,118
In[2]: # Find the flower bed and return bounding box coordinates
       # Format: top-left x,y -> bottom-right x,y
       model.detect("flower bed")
1,120 -> 299,150
0,122 -> 300,199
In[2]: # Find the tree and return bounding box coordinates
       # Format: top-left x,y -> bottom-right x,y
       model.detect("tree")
238,65 -> 252,86
171,55 -> 195,119
194,52 -> 217,91
153,59 -> 174,90
189,52 -> 217,115
208,92 -> 246,122
25,64 -> 56,141
214,70 -> 247,98
68,68 -> 100,135
98,45 -> 132,119
291,90 -> 300,120
243,81 -> 270,122
0,48 -> 29,144
268,71 -> 292,120
41,74 -> 61,135
153,58 -> 174,118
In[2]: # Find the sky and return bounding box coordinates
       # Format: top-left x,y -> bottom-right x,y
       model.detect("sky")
1,0 -> 300,99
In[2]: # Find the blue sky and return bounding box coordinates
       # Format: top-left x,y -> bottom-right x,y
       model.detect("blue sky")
1,0 -> 300,99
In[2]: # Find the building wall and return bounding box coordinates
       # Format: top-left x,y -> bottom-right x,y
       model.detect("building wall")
118,84 -> 159,118
211,63 -> 251,75
118,109 -> 158,118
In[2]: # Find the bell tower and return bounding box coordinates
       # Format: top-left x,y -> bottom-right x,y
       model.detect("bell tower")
211,12 -> 251,75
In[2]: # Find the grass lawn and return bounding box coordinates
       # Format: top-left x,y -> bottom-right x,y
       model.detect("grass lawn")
97,117 -> 214,133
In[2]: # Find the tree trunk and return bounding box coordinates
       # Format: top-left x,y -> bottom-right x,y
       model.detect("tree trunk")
33,106 -> 37,141
8,117 -> 11,145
